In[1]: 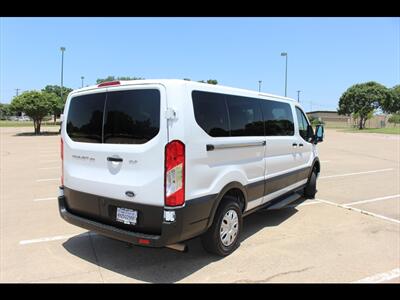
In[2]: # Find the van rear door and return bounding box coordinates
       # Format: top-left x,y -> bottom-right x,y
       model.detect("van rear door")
62,84 -> 168,207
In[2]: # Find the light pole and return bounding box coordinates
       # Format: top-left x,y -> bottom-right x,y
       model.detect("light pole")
297,90 -> 301,103
60,47 -> 66,101
258,80 -> 262,92
281,52 -> 288,97
81,76 -> 84,88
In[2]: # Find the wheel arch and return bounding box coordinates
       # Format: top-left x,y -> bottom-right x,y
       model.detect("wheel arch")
206,181 -> 247,229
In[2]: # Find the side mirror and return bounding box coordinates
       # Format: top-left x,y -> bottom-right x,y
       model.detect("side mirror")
314,124 -> 324,144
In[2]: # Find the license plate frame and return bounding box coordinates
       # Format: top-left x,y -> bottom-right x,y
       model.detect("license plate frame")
116,207 -> 137,225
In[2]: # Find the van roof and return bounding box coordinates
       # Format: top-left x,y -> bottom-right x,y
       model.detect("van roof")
72,79 -> 295,102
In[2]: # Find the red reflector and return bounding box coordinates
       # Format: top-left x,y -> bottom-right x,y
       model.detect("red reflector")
97,80 -> 120,87
138,239 -> 150,245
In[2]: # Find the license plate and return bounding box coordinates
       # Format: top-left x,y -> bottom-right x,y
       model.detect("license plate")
116,207 -> 137,225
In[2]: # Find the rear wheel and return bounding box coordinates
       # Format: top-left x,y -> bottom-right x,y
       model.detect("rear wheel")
201,197 -> 242,256
303,168 -> 318,199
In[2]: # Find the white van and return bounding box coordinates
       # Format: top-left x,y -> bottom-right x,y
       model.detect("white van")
58,79 -> 324,256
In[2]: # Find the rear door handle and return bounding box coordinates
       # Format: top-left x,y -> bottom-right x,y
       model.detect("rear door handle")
299,143 -> 304,147
292,143 -> 298,148
107,157 -> 123,162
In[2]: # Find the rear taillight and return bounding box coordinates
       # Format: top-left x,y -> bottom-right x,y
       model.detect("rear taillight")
97,81 -> 120,87
61,138 -> 64,186
164,140 -> 185,207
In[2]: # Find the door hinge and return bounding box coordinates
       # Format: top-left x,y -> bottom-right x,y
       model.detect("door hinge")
165,108 -> 177,120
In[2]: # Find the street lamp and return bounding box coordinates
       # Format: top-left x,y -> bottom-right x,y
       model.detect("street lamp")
297,90 -> 301,103
281,52 -> 288,97
81,76 -> 84,88
60,47 -> 66,101
258,80 -> 262,92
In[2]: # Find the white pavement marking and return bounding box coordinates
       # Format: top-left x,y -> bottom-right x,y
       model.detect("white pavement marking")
320,160 -> 330,163
40,160 -> 59,163
19,233 -> 88,245
33,197 -> 57,202
38,167 -> 60,170
319,168 -> 394,179
39,154 -> 58,157
36,178 -> 59,182
316,198 -> 400,224
353,268 -> 400,283
344,194 -> 400,206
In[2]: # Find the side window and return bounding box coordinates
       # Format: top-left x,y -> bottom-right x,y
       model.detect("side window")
226,95 -> 264,136
295,107 -> 310,140
192,91 -> 230,137
261,100 -> 294,136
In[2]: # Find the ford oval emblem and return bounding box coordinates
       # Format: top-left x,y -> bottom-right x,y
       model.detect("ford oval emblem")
125,191 -> 135,198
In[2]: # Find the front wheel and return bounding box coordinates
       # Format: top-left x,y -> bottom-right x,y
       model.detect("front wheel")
303,169 -> 318,199
201,197 -> 242,256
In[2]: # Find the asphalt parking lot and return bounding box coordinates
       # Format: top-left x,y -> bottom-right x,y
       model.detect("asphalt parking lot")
0,126 -> 399,283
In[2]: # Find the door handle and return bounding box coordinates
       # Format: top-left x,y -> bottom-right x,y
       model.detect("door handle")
107,157 -> 123,162
299,143 -> 304,147
292,143 -> 298,148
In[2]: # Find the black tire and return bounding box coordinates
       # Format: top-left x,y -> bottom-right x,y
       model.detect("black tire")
303,169 -> 317,199
201,196 -> 242,256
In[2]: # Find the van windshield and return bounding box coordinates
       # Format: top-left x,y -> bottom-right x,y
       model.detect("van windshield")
66,89 -> 160,144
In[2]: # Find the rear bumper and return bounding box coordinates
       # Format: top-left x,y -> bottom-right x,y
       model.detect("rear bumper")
58,187 -> 215,248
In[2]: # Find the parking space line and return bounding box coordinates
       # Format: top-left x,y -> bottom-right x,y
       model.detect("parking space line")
320,160 -> 330,163
36,178 -> 59,182
353,268 -> 400,283
344,194 -> 400,206
319,168 -> 394,179
19,233 -> 87,245
316,198 -> 400,224
33,197 -> 57,202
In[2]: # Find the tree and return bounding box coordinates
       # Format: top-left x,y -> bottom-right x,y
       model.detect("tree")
338,82 -> 390,129
381,85 -> 400,114
206,79 -> 218,85
10,91 -> 57,134
0,103 -> 13,120
42,85 -> 73,123
196,79 -> 218,85
96,76 -> 144,84
388,114 -> 400,127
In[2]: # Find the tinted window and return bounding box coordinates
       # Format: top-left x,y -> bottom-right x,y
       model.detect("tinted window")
104,90 -> 160,144
192,91 -> 229,137
66,89 -> 160,144
226,95 -> 264,136
261,100 -> 294,136
66,93 -> 105,143
296,107 -> 309,140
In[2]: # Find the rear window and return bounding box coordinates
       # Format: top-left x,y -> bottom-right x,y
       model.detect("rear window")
104,90 -> 160,144
66,93 -> 105,143
66,89 -> 160,144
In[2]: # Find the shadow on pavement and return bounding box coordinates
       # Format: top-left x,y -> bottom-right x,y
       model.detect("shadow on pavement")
14,131 -> 60,136
63,204 -> 300,283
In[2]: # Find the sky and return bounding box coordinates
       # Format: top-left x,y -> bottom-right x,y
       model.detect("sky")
1,17 -> 399,112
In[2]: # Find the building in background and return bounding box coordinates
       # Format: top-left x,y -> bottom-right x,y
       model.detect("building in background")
306,111 -> 390,128
307,111 -> 350,128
